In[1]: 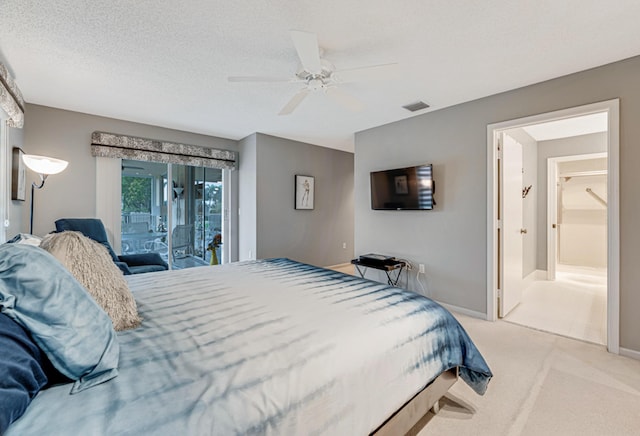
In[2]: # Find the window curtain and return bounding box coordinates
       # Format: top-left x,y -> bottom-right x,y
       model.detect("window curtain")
91,131 -> 237,170
0,63 -> 25,128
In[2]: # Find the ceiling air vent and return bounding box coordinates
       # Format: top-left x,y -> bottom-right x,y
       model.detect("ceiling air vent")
402,101 -> 430,112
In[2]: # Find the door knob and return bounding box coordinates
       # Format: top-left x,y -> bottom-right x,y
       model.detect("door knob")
520,228 -> 527,234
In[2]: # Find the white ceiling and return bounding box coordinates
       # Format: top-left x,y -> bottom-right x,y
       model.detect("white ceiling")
522,112 -> 609,141
1,1 -> 639,152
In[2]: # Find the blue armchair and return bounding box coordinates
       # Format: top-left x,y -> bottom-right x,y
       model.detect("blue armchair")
54,218 -> 168,275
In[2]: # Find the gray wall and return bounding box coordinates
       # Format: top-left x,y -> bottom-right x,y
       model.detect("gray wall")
240,133 -> 354,267
536,132 -> 607,269
22,104 -> 238,245
21,105 -> 354,268
355,55 -> 640,352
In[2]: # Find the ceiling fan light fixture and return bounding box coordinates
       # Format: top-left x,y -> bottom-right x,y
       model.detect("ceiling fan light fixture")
232,30 -> 396,115
402,101 -> 430,112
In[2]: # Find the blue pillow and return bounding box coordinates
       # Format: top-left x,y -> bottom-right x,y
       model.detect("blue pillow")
0,312 -> 49,433
0,244 -> 119,394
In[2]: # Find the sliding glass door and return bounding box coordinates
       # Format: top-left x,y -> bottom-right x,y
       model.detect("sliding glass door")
121,159 -> 226,269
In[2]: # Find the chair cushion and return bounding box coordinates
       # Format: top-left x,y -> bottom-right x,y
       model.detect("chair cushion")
127,264 -> 168,274
115,261 -> 133,275
40,231 -> 142,331
118,252 -> 168,269
0,244 -> 119,394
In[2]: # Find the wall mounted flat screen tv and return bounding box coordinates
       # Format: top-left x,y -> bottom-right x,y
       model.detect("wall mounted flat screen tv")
370,164 -> 435,210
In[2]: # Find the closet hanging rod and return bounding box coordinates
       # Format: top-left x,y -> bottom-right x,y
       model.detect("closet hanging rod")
586,188 -> 607,207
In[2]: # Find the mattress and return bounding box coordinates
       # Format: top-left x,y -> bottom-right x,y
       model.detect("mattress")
7,258 -> 491,435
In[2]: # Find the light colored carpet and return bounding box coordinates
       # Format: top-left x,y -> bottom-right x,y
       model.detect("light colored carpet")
504,265 -> 606,344
414,314 -> 640,436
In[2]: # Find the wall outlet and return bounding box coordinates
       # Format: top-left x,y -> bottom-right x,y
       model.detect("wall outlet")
342,242 -> 347,249
248,250 -> 252,259
419,264 -> 425,274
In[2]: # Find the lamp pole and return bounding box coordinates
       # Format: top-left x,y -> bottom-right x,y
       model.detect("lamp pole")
29,174 -> 47,235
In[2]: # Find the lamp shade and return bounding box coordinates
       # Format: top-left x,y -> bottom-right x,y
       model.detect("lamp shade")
22,154 -> 68,175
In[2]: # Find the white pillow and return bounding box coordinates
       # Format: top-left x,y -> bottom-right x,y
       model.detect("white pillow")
8,233 -> 42,246
40,231 -> 142,331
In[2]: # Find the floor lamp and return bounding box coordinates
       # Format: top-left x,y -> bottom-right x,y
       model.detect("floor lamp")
22,154 -> 69,235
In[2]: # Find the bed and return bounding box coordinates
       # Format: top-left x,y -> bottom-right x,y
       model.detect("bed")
2,248 -> 491,435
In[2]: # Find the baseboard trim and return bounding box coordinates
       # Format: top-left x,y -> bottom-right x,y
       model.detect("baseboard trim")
523,269 -> 547,287
325,262 -> 351,269
436,301 -> 486,320
620,347 -> 640,361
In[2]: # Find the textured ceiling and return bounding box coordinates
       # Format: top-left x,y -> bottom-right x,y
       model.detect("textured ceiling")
1,1 -> 639,152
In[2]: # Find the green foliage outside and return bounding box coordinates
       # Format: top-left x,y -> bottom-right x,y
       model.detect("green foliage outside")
122,177 -> 151,213
206,183 -> 222,214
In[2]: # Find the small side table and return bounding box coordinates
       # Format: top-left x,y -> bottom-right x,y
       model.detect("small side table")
351,258 -> 406,286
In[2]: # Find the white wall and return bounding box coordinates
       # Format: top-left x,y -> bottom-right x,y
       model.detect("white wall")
536,133 -> 607,269
238,134 -> 257,261
355,55 -> 640,353
557,159 -> 607,268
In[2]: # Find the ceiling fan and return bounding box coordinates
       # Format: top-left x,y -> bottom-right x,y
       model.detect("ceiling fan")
228,30 -> 397,115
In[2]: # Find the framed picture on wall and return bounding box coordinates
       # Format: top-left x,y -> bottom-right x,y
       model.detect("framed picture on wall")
11,147 -> 26,201
295,175 -> 314,210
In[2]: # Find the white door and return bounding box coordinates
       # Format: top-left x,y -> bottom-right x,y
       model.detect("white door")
500,133 -> 524,317
547,159 -> 558,280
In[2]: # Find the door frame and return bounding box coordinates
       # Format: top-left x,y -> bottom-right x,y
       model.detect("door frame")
546,152 -> 608,280
486,99 -> 620,354
96,159 -> 236,267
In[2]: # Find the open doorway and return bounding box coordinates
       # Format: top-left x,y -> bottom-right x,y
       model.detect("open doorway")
505,150 -> 608,344
486,99 -> 620,353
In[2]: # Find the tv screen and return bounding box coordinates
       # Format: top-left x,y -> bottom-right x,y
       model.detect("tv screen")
370,164 -> 434,210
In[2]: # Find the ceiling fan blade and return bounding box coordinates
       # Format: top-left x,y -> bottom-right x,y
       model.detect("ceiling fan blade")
333,62 -> 399,83
290,30 -> 322,74
325,87 -> 364,112
228,76 -> 298,83
278,88 -> 311,115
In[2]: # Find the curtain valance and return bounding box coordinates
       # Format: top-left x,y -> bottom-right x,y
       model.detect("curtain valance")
0,63 -> 25,128
91,131 -> 237,170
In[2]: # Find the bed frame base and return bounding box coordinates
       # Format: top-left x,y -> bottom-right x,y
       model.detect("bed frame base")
371,367 -> 459,436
